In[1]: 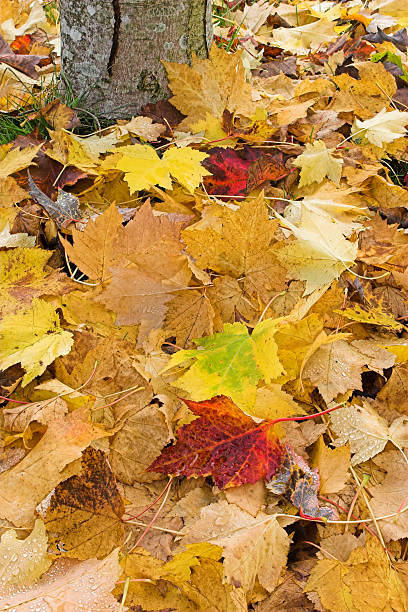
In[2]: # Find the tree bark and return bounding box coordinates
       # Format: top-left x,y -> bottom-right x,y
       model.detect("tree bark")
60,0 -> 213,118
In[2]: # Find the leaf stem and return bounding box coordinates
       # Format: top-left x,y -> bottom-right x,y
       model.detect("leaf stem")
128,477 -> 173,552
124,478 -> 173,522
270,403 -> 343,426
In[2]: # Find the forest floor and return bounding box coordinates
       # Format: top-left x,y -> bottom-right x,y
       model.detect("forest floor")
1,0 -> 408,611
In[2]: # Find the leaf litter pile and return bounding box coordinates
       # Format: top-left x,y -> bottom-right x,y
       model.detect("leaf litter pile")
1,0 -> 408,610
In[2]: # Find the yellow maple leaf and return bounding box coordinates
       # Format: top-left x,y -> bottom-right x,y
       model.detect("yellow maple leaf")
305,535 -> 407,612
182,192 -> 286,301
0,298 -> 73,386
276,206 -> 357,294
352,108 -> 408,148
161,147 -> 211,194
115,144 -> 209,194
164,44 -> 254,130
293,140 -> 343,187
46,129 -> 99,174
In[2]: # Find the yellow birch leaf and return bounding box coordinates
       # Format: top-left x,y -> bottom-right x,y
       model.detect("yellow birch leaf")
0,520 -> 51,587
0,548 -> 122,611
276,208 -> 357,295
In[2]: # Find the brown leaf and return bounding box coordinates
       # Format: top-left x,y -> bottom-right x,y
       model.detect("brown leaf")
370,451 -> 408,541
0,408 -> 109,527
164,289 -> 215,348
44,447 -> 125,559
109,404 -> 169,484
24,98 -> 81,130
311,436 -> 350,494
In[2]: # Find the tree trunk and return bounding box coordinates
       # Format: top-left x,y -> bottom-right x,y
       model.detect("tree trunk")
60,0 -> 213,119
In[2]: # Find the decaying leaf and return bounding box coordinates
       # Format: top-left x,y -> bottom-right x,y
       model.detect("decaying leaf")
44,447 -> 125,559
0,408 -> 108,527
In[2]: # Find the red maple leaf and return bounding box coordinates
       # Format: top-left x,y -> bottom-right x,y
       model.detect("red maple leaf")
202,147 -> 289,197
148,395 -> 285,489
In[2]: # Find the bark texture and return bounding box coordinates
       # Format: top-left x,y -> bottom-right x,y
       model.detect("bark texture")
60,0 -> 213,118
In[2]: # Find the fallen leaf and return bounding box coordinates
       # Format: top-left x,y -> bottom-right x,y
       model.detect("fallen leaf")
0,247 -> 72,317
293,140 -> 343,187
0,298 -> 73,386
305,535 -> 407,612
116,115 -> 166,140
0,519 -> 51,587
60,202 -> 123,283
165,320 -> 284,410
352,107 -> 408,147
311,436 -> 350,494
181,500 -> 290,594
276,207 -> 357,295
44,447 -> 124,559
182,192 -> 286,301
164,45 -> 254,130
0,548 -> 122,611
3,396 -> 68,432
302,340 -> 367,403
0,222 -> 36,248
330,402 -> 405,464
370,450 -> 408,540
148,395 -> 285,489
28,171 -> 81,229
267,446 -> 338,520
0,408 -> 108,527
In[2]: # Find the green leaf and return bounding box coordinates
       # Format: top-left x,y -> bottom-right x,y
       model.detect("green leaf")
164,321 -> 284,410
